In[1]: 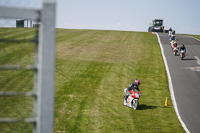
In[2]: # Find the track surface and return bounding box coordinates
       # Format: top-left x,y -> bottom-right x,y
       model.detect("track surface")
158,33 -> 200,133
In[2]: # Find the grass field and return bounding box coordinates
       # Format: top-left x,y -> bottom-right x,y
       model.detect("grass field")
0,28 -> 185,132
0,28 -> 36,132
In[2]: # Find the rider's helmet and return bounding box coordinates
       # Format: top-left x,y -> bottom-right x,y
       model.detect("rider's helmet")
182,44 -> 185,47
134,79 -> 140,86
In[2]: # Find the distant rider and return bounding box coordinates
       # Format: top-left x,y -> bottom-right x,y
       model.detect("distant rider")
170,34 -> 176,41
179,44 -> 186,52
173,41 -> 178,48
125,79 -> 141,101
168,28 -> 172,37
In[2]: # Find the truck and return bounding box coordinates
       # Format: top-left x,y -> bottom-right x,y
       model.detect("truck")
148,19 -> 164,32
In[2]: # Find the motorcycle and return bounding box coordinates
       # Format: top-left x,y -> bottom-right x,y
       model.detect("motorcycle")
171,42 -> 178,56
169,30 -> 175,37
180,49 -> 185,60
173,47 -> 178,56
169,31 -> 172,37
123,88 -> 142,110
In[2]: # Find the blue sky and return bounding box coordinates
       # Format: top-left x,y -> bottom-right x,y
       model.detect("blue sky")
0,0 -> 199,35
56,0 -> 200,35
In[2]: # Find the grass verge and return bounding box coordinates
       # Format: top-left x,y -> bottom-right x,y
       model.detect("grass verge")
191,35 -> 200,40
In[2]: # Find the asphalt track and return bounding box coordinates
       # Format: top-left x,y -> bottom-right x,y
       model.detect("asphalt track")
158,33 -> 200,133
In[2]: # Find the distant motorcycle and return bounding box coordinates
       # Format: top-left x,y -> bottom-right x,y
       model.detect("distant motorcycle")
180,49 -> 185,60
170,40 -> 175,48
169,30 -> 175,37
171,42 -> 178,55
173,47 -> 178,56
123,88 -> 142,110
169,31 -> 172,37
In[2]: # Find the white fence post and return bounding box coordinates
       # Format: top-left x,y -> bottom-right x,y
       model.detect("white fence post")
37,0 -> 56,132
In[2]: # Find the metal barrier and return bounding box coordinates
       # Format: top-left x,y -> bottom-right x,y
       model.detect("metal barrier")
0,0 -> 56,132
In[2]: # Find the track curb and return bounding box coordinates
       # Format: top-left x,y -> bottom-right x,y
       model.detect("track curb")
155,33 -> 190,133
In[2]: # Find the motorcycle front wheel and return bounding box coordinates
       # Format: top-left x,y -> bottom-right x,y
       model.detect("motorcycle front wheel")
174,51 -> 177,56
131,99 -> 139,110
123,95 -> 127,106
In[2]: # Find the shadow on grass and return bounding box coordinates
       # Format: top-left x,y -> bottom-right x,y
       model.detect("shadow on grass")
138,104 -> 157,110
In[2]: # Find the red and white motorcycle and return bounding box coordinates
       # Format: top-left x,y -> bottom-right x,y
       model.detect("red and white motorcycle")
123,88 -> 142,110
173,47 -> 179,56
172,42 -> 178,56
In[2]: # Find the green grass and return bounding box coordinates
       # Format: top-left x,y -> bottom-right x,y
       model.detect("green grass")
0,28 -> 185,132
0,28 -> 36,132
191,35 -> 200,40
54,29 -> 184,133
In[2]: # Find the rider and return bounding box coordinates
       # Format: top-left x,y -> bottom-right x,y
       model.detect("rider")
179,44 -> 186,52
173,41 -> 178,48
125,79 -> 141,101
168,28 -> 172,37
170,34 -> 176,41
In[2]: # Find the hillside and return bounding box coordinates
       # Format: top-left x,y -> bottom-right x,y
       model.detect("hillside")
0,28 -> 185,132
55,29 -> 184,132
